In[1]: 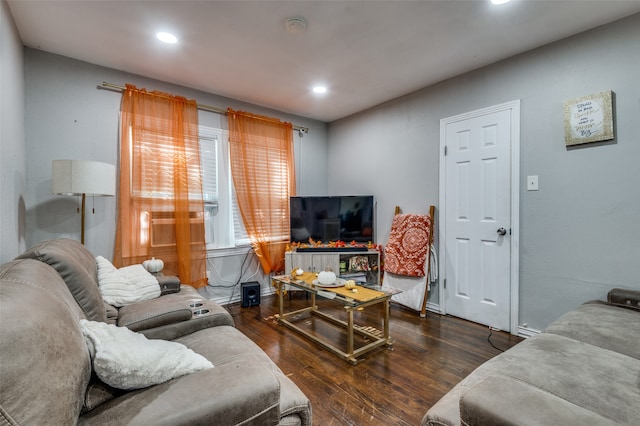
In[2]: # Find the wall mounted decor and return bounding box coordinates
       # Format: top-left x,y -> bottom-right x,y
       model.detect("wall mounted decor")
563,90 -> 614,146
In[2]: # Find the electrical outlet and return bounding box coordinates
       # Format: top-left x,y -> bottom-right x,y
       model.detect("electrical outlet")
527,175 -> 539,191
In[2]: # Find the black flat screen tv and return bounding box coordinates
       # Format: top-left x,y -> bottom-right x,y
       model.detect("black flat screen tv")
289,195 -> 375,244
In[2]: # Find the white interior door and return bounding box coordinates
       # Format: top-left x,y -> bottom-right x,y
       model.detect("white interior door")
440,101 -> 519,332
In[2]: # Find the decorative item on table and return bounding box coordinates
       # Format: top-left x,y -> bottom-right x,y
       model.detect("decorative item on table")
349,255 -> 370,271
313,267 -> 348,287
317,268 -> 337,286
290,268 -> 304,278
344,280 -> 358,293
142,257 -> 164,275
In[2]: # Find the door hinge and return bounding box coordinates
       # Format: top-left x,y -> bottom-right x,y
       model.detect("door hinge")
444,278 -> 447,289
444,146 -> 448,156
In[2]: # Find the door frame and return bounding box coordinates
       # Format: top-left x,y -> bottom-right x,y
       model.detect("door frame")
438,100 -> 520,334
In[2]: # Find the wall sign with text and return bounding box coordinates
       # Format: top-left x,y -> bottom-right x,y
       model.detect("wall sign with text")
563,91 -> 614,146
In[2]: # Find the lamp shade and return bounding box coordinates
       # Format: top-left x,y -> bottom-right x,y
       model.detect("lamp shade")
52,160 -> 116,196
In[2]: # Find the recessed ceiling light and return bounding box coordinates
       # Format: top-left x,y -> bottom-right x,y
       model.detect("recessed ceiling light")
312,86 -> 327,94
491,0 -> 511,4
156,32 -> 178,44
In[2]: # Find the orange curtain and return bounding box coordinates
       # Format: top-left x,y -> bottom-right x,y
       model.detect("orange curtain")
114,84 -> 208,288
227,108 -> 296,274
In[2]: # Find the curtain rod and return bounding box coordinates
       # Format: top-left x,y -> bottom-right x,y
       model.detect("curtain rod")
99,81 -> 309,135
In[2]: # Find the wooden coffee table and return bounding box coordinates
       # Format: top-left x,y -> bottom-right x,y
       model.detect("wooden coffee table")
271,272 -> 399,365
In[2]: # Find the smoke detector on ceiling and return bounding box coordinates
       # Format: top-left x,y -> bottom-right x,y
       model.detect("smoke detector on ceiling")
285,17 -> 307,33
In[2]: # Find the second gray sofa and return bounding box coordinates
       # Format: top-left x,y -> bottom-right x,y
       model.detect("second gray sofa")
422,288 -> 640,425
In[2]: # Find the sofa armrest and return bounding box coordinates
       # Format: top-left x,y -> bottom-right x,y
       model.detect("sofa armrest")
157,275 -> 181,295
115,284 -> 234,339
103,302 -> 119,325
608,288 -> 640,311
460,376 -> 619,426
79,359 -> 281,426
117,301 -> 193,332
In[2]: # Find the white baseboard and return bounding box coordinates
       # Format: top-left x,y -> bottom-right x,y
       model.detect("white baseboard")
210,285 -> 277,306
426,301 -> 442,314
517,326 -> 541,338
209,295 -> 236,305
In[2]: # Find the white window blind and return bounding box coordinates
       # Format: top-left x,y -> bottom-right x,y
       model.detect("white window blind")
198,126 -> 219,204
230,135 -> 291,244
127,122 -> 207,253
132,127 -> 203,200
232,187 -> 250,245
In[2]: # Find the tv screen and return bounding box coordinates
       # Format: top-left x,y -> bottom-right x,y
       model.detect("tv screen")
289,196 -> 374,244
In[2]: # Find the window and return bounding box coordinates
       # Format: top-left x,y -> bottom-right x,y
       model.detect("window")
229,131 -> 292,243
126,123 -> 206,256
134,122 -> 292,252
199,125 -> 249,250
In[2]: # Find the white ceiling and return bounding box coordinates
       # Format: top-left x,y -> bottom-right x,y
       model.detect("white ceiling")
8,1 -> 640,122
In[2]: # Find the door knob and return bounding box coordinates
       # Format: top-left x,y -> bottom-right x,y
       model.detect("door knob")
497,227 -> 507,236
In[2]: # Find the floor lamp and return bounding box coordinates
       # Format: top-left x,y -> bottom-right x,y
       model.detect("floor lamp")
52,160 -> 116,244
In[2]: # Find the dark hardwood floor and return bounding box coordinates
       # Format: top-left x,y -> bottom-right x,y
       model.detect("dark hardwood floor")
227,292 -> 522,425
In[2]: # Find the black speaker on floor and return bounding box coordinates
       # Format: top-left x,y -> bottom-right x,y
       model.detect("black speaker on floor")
241,281 -> 261,307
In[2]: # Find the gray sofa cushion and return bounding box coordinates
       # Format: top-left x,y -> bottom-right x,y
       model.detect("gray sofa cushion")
174,325 -> 312,426
79,324 -> 296,425
424,333 -> 640,426
78,359 -> 281,426
16,238 -> 106,321
0,259 -> 92,425
460,376 -> 620,426
545,302 -> 640,360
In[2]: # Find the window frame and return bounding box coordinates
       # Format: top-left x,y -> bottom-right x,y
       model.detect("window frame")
198,125 -> 250,252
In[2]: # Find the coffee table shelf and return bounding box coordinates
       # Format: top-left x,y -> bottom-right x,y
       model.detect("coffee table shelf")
272,273 -> 398,365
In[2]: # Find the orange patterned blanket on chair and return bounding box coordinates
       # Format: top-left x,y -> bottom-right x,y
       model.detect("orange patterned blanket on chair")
384,214 -> 432,277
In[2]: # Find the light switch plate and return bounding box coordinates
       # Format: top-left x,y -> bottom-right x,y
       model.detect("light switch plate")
527,175 -> 539,191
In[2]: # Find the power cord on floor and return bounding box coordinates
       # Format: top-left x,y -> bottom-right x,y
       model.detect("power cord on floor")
228,248 -> 253,305
203,248 -> 256,316
487,327 -> 507,352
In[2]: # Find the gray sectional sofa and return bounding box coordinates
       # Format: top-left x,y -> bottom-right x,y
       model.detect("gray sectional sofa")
0,238 -> 311,425
422,288 -> 640,425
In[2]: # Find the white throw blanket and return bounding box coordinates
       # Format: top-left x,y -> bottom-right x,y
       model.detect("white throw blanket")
96,256 -> 161,307
429,244 -> 438,283
382,244 -> 438,312
80,319 -> 213,390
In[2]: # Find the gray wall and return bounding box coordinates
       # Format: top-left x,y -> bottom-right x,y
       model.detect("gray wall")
22,49 -> 328,301
0,0 -> 26,263
328,14 -> 640,331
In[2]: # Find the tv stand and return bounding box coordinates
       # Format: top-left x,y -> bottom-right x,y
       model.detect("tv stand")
295,246 -> 366,253
284,249 -> 380,286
